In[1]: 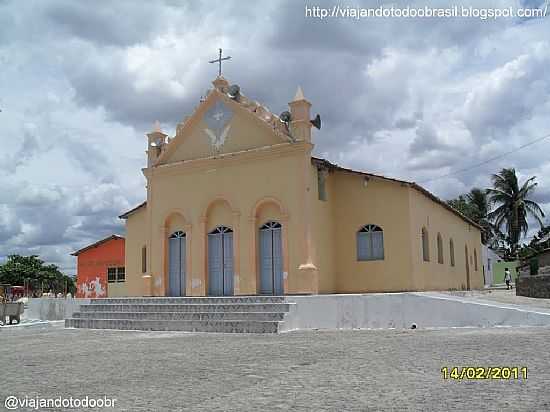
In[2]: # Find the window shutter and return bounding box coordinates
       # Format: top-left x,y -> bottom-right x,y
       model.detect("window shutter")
357,232 -> 369,260
372,231 -> 384,259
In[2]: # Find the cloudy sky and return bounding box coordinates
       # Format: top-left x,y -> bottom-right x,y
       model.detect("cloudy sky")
1,0 -> 549,275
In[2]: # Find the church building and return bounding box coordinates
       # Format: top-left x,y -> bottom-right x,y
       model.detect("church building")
119,75 -> 483,297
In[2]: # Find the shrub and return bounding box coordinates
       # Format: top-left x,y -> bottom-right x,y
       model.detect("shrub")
529,257 -> 539,276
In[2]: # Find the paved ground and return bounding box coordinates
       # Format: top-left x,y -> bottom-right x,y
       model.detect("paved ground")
441,288 -> 550,310
1,325 -> 550,411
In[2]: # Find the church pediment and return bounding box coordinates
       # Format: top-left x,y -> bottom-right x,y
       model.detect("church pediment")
203,99 -> 235,151
156,79 -> 295,166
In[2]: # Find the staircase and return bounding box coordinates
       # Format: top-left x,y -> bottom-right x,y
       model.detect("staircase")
65,296 -> 292,333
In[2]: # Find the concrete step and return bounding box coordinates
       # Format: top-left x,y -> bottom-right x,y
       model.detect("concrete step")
65,318 -> 280,333
89,296 -> 286,305
80,303 -> 291,313
73,311 -> 285,321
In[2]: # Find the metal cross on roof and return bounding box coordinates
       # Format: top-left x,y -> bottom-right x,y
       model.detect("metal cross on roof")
209,48 -> 231,77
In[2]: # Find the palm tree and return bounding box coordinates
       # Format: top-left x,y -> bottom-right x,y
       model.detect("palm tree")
448,188 -> 496,244
466,188 -> 495,244
466,188 -> 489,222
487,168 -> 545,255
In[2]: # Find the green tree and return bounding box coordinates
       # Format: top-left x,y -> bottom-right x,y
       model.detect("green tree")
530,225 -> 550,251
0,255 -> 75,296
465,188 -> 489,222
447,188 -> 495,244
487,168 -> 545,256
447,195 -> 472,217
518,224 -> 550,259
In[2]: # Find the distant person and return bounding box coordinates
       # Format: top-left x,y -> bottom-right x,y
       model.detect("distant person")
504,268 -> 512,290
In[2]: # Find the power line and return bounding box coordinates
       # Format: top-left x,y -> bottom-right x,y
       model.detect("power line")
418,131 -> 550,184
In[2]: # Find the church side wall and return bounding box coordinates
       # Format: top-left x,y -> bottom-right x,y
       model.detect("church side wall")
331,172 -> 415,293
124,208 -> 148,296
407,188 -> 484,291
148,149 -> 311,296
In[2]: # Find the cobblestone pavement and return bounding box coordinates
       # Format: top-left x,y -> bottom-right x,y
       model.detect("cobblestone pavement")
1,325 -> 549,411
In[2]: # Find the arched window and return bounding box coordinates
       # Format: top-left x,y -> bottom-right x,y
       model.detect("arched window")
449,238 -> 455,267
437,233 -> 444,264
474,248 -> 478,271
422,227 -> 430,262
170,231 -> 186,238
209,226 -> 233,235
357,225 -> 384,261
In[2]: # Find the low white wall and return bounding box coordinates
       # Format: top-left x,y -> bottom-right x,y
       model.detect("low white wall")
23,298 -> 91,321
282,293 -> 550,331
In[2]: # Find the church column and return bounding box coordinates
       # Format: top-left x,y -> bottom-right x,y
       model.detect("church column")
140,193 -> 153,297
297,150 -> 319,294
147,172 -> 163,296
248,216 -> 258,295
281,214 -> 290,294
195,216 -> 207,296
183,223 -> 192,296
232,211 -> 242,295
290,87 -> 319,294
155,224 -> 167,297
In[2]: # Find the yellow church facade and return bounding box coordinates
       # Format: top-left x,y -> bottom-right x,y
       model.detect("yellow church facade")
119,76 -> 483,297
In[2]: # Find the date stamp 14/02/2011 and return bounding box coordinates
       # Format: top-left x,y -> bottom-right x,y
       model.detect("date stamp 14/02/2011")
441,366 -> 528,380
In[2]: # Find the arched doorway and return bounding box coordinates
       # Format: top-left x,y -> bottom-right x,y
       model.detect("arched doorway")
168,231 -> 186,296
465,245 -> 470,290
259,221 -> 283,295
208,226 -> 234,296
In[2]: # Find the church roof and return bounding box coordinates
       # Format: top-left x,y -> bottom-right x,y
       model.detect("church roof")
118,201 -> 147,220
312,157 -> 483,230
71,234 -> 124,256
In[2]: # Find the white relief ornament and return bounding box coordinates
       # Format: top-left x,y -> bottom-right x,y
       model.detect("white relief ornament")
204,100 -> 233,150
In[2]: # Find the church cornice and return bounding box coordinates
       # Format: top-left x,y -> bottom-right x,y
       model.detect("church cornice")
148,140 -> 312,178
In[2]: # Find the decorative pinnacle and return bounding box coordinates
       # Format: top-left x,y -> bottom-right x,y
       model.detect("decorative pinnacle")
293,86 -> 305,102
153,120 -> 161,132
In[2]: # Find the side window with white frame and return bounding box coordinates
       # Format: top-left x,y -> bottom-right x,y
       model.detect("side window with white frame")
107,267 -> 117,283
357,224 -> 384,261
117,266 -> 125,282
107,267 -> 125,283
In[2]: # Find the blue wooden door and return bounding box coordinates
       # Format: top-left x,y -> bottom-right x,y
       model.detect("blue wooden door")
259,228 -> 273,294
208,226 -> 234,296
259,222 -> 283,295
168,231 -> 186,296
